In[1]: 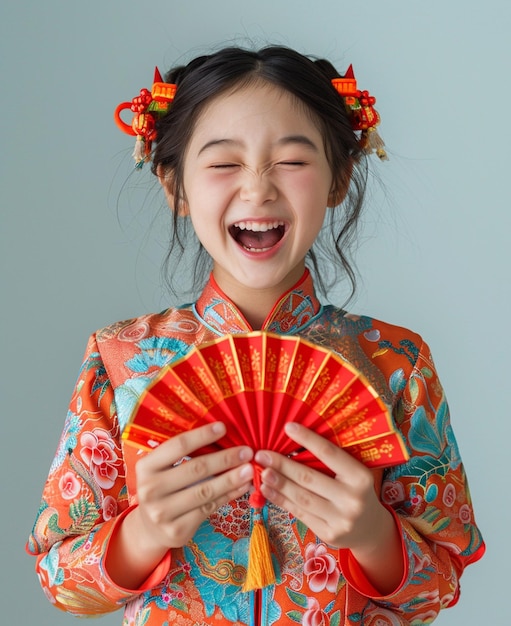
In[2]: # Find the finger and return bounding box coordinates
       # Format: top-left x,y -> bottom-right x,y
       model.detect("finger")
139,422 -> 228,472
182,462 -> 254,517
138,444 -> 254,502
258,452 -> 336,509
259,466 -> 336,541
167,446 -> 254,494
159,476 -> 254,548
146,459 -> 254,526
283,422 -> 367,477
255,448 -> 340,502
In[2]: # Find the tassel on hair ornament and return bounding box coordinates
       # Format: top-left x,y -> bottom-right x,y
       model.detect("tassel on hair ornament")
114,68 -> 176,168
331,65 -> 388,160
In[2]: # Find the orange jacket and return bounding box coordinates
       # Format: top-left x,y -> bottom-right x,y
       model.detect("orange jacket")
27,271 -> 484,625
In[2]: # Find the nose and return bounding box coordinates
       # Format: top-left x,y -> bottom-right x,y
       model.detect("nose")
239,170 -> 277,205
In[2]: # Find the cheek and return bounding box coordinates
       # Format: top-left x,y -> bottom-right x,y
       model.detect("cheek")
291,170 -> 331,203
185,173 -> 234,210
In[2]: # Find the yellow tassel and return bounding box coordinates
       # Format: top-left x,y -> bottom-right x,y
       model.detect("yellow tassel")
242,511 -> 276,592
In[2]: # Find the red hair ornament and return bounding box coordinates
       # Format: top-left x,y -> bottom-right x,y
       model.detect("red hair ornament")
115,64 -> 387,166
332,65 -> 387,160
114,68 -> 176,167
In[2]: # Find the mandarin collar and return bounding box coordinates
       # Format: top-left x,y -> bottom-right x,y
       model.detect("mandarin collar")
193,270 -> 322,335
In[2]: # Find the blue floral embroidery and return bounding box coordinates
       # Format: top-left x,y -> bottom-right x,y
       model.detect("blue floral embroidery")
114,376 -> 153,432
116,336 -> 192,431
40,542 -> 65,587
126,337 -> 190,373
49,412 -> 82,473
389,368 -> 407,394
183,521 -> 250,623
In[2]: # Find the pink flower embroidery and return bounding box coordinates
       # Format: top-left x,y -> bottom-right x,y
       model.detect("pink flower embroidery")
80,429 -> 120,489
303,598 -> 329,626
459,504 -> 472,525
59,471 -> 81,500
381,480 -> 405,505
303,543 -> 340,593
442,483 -> 456,507
102,495 -> 118,521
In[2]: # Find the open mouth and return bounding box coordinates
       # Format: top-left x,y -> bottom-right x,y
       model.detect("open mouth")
229,220 -> 286,252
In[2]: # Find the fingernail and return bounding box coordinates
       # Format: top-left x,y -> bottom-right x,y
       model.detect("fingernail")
239,464 -> 253,480
239,447 -> 253,462
285,422 -> 299,434
211,422 -> 225,435
255,451 -> 272,466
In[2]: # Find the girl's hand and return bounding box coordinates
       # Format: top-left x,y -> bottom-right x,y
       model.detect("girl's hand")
135,422 -> 254,551
255,422 -> 404,594
106,422 -> 253,588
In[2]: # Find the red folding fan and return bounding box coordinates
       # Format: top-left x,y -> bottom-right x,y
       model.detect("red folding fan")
122,331 -> 408,590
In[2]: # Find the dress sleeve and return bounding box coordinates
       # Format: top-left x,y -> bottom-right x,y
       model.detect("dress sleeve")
340,339 -> 485,621
25,334 -> 167,616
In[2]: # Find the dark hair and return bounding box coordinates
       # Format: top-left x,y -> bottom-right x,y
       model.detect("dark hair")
152,45 -> 368,302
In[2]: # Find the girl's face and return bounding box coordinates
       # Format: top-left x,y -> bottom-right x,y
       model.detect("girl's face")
179,81 -> 335,306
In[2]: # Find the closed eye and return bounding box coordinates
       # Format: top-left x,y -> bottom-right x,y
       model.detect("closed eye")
210,163 -> 239,169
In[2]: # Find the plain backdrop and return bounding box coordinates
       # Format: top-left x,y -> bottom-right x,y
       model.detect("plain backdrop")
1,1 -> 508,624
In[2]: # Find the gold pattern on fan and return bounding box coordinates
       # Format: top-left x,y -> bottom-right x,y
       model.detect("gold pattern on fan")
122,331 -> 409,470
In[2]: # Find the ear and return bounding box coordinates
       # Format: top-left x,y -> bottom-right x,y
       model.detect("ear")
157,164 -> 189,216
327,161 -> 353,208
327,185 -> 347,208
327,181 -> 349,209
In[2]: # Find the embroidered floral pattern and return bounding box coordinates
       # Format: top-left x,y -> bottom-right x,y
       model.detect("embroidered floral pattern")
27,273 -> 484,625
303,543 -> 340,593
80,429 -> 120,490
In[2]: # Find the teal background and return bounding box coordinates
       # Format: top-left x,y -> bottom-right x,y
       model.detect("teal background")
1,1 -> 508,624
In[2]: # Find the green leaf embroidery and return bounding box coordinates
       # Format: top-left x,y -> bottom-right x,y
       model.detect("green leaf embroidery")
171,572 -> 186,584
408,455 -> 450,488
409,377 -> 419,403
423,505 -> 441,523
295,519 -> 308,543
171,599 -> 187,612
47,512 -> 64,535
330,610 -> 341,626
70,536 -> 87,552
286,610 -> 304,623
286,588 -> 308,608
69,497 -> 99,531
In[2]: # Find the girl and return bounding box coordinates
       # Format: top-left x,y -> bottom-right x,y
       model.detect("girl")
27,46 -> 484,625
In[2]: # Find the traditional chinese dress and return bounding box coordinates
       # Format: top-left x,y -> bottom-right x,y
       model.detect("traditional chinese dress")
27,270 -> 484,625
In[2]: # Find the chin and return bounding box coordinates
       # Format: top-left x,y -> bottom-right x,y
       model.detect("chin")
241,270 -> 300,293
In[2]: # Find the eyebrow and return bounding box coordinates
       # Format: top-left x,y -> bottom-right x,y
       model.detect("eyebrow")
197,135 -> 319,155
